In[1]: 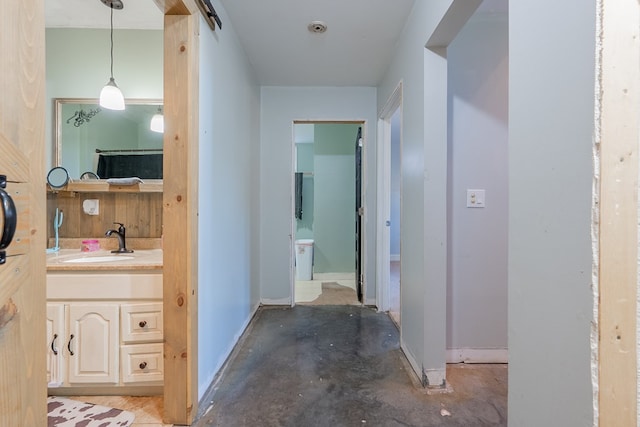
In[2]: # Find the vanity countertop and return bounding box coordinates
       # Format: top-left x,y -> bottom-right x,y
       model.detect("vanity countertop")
46,249 -> 163,271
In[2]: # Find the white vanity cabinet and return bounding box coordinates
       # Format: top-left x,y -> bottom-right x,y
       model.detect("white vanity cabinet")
46,268 -> 163,394
120,302 -> 164,384
47,303 -> 119,386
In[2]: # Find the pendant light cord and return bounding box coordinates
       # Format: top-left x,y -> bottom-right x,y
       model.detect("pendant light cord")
109,6 -> 114,79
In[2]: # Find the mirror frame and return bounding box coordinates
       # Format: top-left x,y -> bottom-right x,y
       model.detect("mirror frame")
53,98 -> 164,177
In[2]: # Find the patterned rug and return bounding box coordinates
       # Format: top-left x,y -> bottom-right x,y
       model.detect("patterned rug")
48,396 -> 135,427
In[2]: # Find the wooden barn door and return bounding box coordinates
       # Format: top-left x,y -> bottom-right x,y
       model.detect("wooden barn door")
0,0 -> 47,425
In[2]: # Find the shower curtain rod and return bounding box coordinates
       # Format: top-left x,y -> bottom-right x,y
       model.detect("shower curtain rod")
95,148 -> 163,154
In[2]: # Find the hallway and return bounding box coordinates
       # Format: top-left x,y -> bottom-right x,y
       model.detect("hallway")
194,306 -> 507,426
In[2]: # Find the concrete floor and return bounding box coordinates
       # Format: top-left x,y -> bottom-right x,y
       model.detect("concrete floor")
194,305 -> 507,426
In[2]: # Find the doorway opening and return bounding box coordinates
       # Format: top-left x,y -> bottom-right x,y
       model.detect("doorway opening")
292,121 -> 365,306
377,83 -> 402,327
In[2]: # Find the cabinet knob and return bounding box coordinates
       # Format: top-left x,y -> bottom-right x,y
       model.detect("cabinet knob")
139,361 -> 148,370
139,320 -> 147,328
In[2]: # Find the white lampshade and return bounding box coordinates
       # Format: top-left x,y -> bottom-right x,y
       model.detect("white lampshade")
99,77 -> 125,110
150,112 -> 164,133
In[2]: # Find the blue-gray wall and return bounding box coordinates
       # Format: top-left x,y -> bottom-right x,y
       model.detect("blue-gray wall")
196,1 -> 261,399
446,12 -> 508,358
377,0 -> 460,386
509,0 -> 595,424
259,87 -> 377,304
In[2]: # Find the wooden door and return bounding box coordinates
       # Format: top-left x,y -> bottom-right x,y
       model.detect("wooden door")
0,0 -> 47,425
67,304 -> 119,384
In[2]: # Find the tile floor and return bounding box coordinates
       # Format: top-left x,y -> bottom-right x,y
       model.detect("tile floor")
65,395 -> 169,427
294,272 -> 356,304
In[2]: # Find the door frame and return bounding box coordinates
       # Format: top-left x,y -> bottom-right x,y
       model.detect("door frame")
290,120 -> 367,306
376,82 -> 402,312
158,0 -> 200,424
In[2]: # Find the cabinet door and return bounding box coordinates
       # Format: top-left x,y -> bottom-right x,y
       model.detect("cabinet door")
67,304 -> 119,384
46,304 -> 65,387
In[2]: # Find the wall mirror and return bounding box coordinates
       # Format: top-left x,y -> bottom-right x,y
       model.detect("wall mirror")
54,98 -> 164,180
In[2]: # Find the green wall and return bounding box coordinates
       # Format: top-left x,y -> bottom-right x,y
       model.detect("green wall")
46,28 -> 163,173
312,124 -> 359,273
295,143 -> 314,239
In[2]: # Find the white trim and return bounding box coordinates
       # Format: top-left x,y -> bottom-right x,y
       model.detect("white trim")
290,123 -> 297,307
424,368 -> 447,388
446,348 -> 509,364
400,337 -> 423,384
390,254 -> 400,262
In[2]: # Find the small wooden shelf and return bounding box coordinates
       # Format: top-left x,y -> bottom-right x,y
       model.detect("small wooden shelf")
48,179 -> 163,194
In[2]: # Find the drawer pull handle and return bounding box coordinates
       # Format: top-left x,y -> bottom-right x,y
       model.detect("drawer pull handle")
139,320 -> 147,328
67,334 -> 74,356
51,333 -> 58,356
139,361 -> 147,370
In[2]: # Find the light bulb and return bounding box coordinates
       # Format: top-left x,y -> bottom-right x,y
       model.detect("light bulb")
99,77 -> 125,110
150,112 -> 164,133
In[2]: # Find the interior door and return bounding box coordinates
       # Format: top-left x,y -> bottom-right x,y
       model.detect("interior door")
355,127 -> 363,302
0,0 -> 47,425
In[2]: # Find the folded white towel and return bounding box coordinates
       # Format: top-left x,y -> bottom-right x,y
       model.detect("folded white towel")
106,177 -> 144,185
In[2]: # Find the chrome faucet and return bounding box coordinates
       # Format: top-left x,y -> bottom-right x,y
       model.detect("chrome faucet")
105,222 -> 134,253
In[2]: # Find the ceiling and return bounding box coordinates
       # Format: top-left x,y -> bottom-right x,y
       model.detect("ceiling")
45,0 -> 506,87
218,0 -> 415,86
45,0 -> 163,30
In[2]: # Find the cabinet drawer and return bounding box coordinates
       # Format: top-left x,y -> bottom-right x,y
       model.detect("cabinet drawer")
121,303 -> 163,343
121,343 -> 163,384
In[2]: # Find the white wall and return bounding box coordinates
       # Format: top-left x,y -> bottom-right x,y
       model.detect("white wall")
197,1 -> 261,399
260,86 -> 377,304
46,28 -> 163,169
509,1 -> 595,425
446,14 -> 508,360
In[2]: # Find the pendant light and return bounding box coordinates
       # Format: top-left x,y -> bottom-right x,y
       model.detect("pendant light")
150,107 -> 164,133
99,4 -> 125,110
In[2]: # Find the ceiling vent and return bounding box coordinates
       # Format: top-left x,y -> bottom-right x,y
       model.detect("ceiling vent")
308,21 -> 327,34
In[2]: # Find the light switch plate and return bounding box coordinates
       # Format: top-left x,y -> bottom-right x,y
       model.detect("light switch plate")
466,189 -> 485,208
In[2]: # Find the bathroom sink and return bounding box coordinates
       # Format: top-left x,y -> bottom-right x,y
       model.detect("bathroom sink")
62,255 -> 135,263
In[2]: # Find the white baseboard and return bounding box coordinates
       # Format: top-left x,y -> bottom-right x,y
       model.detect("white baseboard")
364,298 -> 377,307
197,302 -> 261,399
260,297 -> 292,306
313,272 -> 356,281
390,254 -> 400,262
446,348 -> 508,364
400,338 -> 423,384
